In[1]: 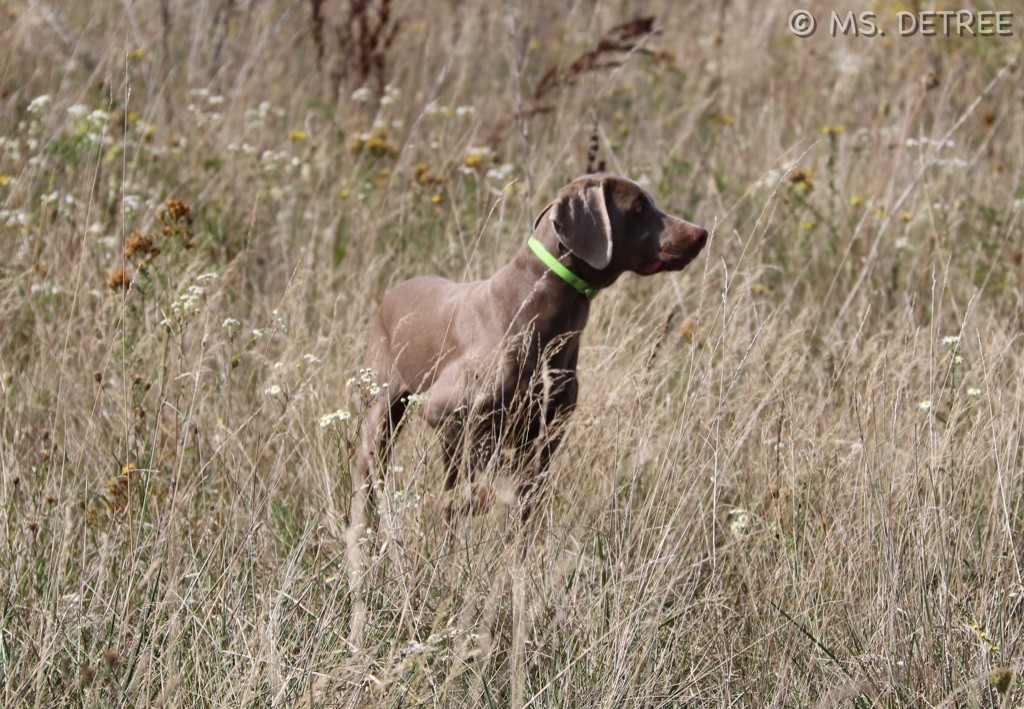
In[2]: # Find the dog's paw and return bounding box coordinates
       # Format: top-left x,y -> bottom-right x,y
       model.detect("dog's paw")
442,476 -> 518,517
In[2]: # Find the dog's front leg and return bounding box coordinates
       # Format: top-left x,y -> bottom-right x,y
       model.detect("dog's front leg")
516,368 -> 578,525
515,432 -> 566,525
440,408 -> 503,521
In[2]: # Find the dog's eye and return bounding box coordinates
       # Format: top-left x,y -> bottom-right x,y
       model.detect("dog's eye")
631,201 -> 644,215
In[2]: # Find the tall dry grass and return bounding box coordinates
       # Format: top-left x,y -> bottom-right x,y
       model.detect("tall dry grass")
1,0 -> 1023,705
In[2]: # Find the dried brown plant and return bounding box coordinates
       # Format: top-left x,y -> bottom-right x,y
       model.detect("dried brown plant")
309,0 -> 401,102
488,15 -> 663,145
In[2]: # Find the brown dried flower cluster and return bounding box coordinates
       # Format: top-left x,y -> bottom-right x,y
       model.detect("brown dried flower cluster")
124,230 -> 160,261
107,266 -> 132,291
164,198 -> 192,224
157,198 -> 195,247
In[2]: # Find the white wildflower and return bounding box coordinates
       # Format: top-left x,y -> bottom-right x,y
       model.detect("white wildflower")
466,145 -> 491,159
405,393 -> 428,407
485,163 -> 515,183
170,283 -> 205,320
379,85 -> 400,105
728,508 -> 751,537
270,308 -> 286,329
753,168 -> 782,190
2,209 -> 29,227
27,95 -> 51,114
265,385 -> 283,397
351,87 -> 372,103
918,399 -> 933,411
403,641 -> 434,655
30,281 -> 57,296
319,409 -> 352,429
122,194 -> 143,213
88,110 -> 110,126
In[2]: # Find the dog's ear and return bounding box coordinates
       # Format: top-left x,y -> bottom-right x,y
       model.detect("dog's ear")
533,202 -> 555,231
549,180 -> 613,270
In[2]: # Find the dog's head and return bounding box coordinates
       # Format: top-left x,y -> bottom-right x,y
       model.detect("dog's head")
535,174 -> 707,286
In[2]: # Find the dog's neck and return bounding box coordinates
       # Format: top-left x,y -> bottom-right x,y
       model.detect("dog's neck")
489,222 -> 593,339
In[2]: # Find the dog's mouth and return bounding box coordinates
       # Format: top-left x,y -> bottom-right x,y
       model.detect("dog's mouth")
636,260 -> 665,275
646,228 -> 708,274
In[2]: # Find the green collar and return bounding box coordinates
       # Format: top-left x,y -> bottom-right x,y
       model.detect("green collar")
527,236 -> 596,299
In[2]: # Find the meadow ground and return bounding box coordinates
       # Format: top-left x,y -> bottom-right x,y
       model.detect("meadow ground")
1,0 -> 1023,705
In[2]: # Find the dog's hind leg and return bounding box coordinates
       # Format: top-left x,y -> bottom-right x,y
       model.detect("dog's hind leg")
347,368 -> 407,648
351,382 -> 409,536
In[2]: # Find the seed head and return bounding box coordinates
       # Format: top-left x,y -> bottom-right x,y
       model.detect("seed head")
107,267 -> 132,291
164,198 -> 192,223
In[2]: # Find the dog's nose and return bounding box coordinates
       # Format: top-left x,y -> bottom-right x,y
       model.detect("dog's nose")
690,226 -> 708,249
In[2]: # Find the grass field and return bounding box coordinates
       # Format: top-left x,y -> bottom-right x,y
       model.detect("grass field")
1,0 -> 1023,705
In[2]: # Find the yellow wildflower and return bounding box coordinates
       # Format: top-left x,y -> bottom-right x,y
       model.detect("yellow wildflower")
465,146 -> 492,169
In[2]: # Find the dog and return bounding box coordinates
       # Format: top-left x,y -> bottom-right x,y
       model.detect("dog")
350,173 -> 707,532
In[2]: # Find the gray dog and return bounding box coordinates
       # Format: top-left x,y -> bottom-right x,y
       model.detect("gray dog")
351,173 -> 707,532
